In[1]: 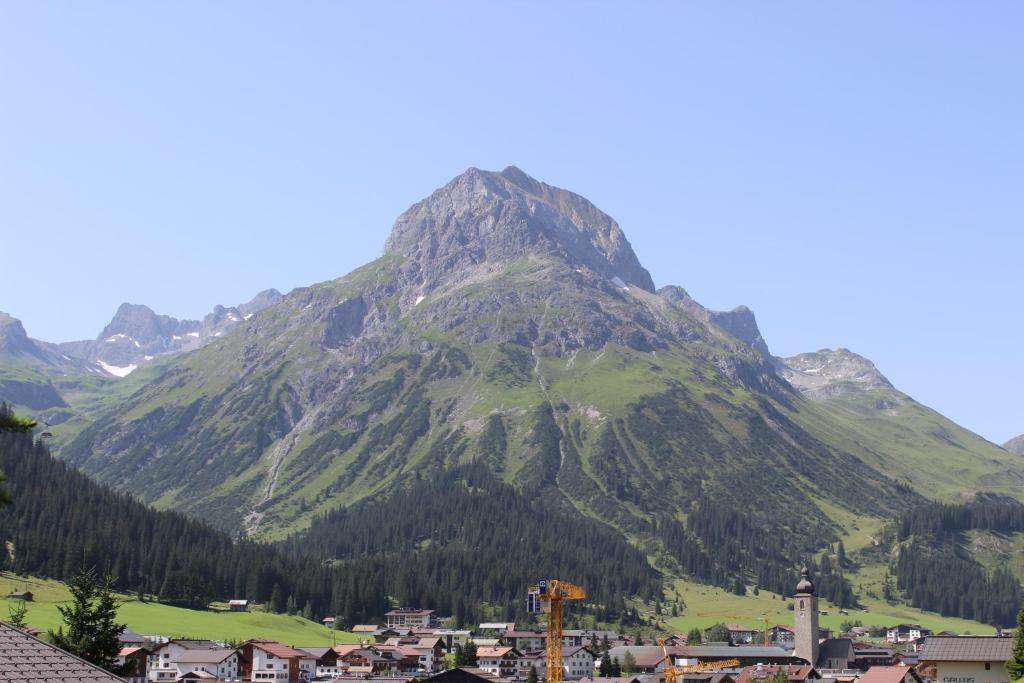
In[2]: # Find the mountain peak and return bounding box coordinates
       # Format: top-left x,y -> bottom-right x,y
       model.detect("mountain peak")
1005,434 -> 1024,455
384,166 -> 655,292
778,348 -> 893,399
0,311 -> 42,359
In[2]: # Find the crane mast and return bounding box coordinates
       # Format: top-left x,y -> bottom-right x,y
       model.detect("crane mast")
527,580 -> 585,683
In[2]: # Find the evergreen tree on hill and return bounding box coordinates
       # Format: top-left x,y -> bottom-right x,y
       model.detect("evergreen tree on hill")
1008,603 -> 1024,680
49,568 -> 125,674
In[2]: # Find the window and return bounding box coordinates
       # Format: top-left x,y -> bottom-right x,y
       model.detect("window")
985,663 -> 991,670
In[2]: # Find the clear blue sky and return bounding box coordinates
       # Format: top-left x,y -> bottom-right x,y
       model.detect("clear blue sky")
2,3 -> 1021,443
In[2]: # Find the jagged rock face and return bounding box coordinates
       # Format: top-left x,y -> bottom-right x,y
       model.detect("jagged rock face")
58,290 -> 284,373
707,307 -> 771,358
1005,435 -> 1024,455
778,348 -> 894,400
385,166 -> 656,295
0,312 -> 43,359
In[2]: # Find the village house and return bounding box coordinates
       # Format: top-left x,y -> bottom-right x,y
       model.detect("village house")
228,599 -> 249,612
886,625 -> 931,644
502,630 -> 546,653
148,640 -> 225,682
851,644 -> 896,671
717,625 -> 758,644
118,646 -> 149,683
919,636 -> 1012,683
120,628 -> 147,648
607,646 -> 670,674
816,638 -> 855,671
386,608 -> 439,629
171,648 -> 241,681
239,640 -> 316,682
435,629 -> 473,651
5,590 -> 33,601
297,646 -> 341,678
519,646 -> 595,680
477,646 -> 523,678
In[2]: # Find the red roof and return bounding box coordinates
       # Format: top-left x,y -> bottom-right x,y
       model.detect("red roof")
249,640 -> 312,659
119,646 -> 144,657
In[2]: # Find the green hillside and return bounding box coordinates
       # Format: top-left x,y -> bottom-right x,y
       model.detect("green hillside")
0,574 -> 360,645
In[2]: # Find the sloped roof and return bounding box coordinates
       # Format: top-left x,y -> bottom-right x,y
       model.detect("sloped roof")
920,636 -> 1012,662
0,622 -> 123,682
352,625 -> 381,633
300,646 -> 336,659
248,640 -> 313,659
816,638 -> 853,666
477,646 -> 516,658
857,666 -> 918,683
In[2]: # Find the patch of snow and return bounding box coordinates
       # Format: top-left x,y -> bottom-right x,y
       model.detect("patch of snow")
611,276 -> 627,289
172,335 -> 182,340
803,366 -> 826,374
244,313 -> 254,320
144,355 -> 154,361
61,354 -> 72,361
133,340 -> 140,348
415,295 -> 425,306
104,333 -> 127,342
214,331 -> 223,337
96,360 -> 137,378
227,313 -> 240,322
187,332 -> 200,338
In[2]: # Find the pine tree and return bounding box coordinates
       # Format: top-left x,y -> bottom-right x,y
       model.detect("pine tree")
1008,603 -> 1024,680
286,594 -> 297,615
611,657 -> 621,677
687,627 -> 702,644
622,651 -> 637,674
7,599 -> 28,628
49,568 -> 125,673
600,652 -> 612,676
462,641 -> 478,666
270,584 -> 284,613
528,664 -> 539,683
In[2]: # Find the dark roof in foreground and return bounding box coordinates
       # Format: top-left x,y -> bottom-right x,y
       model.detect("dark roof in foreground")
0,622 -> 124,682
920,636 -> 1012,662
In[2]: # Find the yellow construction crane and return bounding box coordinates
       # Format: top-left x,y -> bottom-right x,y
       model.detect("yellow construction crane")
658,639 -> 739,683
527,580 -> 585,683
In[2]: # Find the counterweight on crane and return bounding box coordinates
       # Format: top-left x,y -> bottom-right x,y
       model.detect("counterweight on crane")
527,580 -> 586,683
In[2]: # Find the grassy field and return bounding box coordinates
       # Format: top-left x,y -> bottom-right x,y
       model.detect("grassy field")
0,574 -> 361,646
662,577 -> 998,636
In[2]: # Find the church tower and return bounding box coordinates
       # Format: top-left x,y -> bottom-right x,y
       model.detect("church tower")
793,567 -> 819,666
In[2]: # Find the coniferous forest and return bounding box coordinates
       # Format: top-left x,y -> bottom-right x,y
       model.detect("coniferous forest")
0,428 -> 658,626
893,499 -> 1024,627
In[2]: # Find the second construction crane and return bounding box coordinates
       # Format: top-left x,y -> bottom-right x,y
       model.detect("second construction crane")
527,580 -> 586,683
658,639 -> 740,683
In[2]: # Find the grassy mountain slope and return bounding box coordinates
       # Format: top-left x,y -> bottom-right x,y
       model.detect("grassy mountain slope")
26,166 -> 1024,624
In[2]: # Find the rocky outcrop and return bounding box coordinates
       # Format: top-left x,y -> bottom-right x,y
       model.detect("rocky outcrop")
777,348 -> 893,400
1005,435 -> 1024,455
